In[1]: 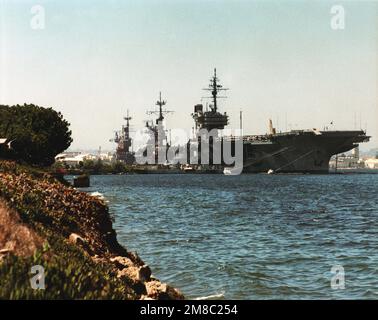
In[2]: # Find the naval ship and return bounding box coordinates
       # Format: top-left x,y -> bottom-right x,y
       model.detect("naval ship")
111,110 -> 135,165
111,93 -> 181,173
189,69 -> 370,174
111,69 -> 370,174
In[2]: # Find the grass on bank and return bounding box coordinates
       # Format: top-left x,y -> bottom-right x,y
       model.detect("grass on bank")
0,160 -> 136,299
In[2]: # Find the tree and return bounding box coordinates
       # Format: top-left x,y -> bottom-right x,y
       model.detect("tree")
93,159 -> 104,174
112,161 -> 127,173
0,104 -> 73,166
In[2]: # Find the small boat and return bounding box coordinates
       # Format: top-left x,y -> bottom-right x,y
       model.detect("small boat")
182,164 -> 195,173
267,169 -> 275,175
223,167 -> 242,175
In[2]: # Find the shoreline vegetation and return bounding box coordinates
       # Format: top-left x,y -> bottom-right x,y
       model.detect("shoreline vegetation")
52,160 -> 187,175
0,160 -> 184,299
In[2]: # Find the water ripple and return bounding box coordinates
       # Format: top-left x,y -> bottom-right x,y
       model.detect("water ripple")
85,174 -> 378,299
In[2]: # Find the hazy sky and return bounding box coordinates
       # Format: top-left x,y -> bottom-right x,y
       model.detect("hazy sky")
1,0 -> 377,151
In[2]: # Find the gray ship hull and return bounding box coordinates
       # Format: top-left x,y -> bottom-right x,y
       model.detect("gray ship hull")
242,130 -> 369,174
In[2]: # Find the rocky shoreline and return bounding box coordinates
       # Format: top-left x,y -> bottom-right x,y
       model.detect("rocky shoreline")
0,160 -> 184,299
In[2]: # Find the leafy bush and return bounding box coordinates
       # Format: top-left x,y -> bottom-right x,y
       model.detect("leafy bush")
0,104 -> 72,166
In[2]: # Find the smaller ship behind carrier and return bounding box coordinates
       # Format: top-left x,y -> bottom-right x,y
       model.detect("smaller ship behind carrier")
111,110 -> 136,165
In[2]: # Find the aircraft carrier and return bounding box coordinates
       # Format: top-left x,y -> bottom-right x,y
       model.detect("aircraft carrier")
240,129 -> 369,173
190,69 -> 370,174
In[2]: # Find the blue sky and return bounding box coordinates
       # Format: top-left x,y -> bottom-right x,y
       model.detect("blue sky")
1,0 -> 377,150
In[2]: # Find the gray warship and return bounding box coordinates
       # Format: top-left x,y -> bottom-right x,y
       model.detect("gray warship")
111,110 -> 135,165
190,69 -> 370,174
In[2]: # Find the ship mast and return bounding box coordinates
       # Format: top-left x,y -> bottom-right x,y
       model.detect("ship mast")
203,68 -> 228,113
124,109 -> 132,140
156,92 -> 165,123
147,92 -> 173,125
192,69 -> 229,132
145,92 -> 174,164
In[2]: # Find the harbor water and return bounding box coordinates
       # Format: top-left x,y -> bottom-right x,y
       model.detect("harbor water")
81,174 -> 378,299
